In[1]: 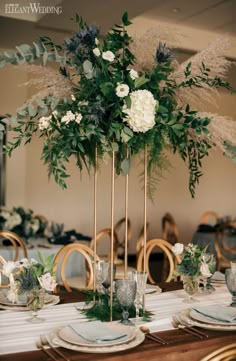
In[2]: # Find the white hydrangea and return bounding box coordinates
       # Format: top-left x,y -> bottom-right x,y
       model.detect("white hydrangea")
93,47 -> 101,57
129,69 -> 139,80
102,50 -> 115,62
122,90 -> 158,133
116,83 -> 129,98
52,110 -> 58,118
61,110 -> 76,125
38,116 -> 51,130
2,261 -> 16,277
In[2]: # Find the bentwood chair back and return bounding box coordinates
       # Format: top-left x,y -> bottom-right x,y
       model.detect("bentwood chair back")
162,213 -> 179,245
90,228 -> 119,263
53,243 -> 99,292
114,217 -> 132,262
137,238 -> 180,283
200,211 -> 219,225
215,221 -> 236,271
0,230 -> 28,261
200,343 -> 236,361
0,255 -> 8,288
136,222 -> 150,257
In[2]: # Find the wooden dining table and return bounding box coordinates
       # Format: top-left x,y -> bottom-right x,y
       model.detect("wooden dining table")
1,282 -> 236,361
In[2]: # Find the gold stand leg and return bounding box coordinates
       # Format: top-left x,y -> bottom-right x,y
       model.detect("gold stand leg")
124,146 -> 129,279
93,146 -> 97,298
110,151 -> 115,321
143,145 -> 148,313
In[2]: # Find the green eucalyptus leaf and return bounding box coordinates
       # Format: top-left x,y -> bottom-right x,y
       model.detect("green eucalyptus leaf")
121,157 -> 130,175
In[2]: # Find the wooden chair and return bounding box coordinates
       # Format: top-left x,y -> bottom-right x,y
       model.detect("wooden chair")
200,211 -> 219,225
200,343 -> 236,361
0,230 -> 27,261
215,221 -> 236,271
53,243 -> 99,292
136,222 -> 150,257
162,213 -> 179,245
137,238 -> 180,283
90,228 -> 119,264
0,255 -> 8,288
114,217 -> 132,262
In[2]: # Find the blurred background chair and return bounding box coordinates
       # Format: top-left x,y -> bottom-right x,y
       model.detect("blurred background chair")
0,230 -> 28,261
199,211 -> 219,226
136,222 -> 150,258
215,221 -> 236,271
137,238 -> 180,283
114,217 -> 131,264
162,213 -> 179,245
53,243 -> 99,292
90,228 -> 119,263
0,255 -> 8,288
200,343 -> 236,361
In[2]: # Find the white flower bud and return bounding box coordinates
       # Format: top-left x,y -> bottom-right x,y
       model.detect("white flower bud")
172,243 -> 184,255
102,51 -> 115,62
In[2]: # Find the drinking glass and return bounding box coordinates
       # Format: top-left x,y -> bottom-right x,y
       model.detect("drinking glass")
96,261 -> 116,294
225,268 -> 236,307
182,276 -> 199,303
115,279 -> 137,325
26,288 -> 45,323
128,271 -> 147,320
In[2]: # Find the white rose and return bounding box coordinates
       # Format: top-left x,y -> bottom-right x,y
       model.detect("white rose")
75,113 -> 82,124
93,47 -> 101,57
102,51 -> 115,62
200,262 -> 212,278
172,243 -> 184,255
2,261 -> 16,277
116,83 -> 129,98
129,69 -> 138,80
38,272 -> 57,292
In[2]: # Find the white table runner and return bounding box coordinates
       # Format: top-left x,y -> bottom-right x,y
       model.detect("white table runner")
0,285 -> 230,355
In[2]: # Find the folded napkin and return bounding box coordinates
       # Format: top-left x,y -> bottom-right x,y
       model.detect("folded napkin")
211,271 -> 225,282
193,304 -> 236,323
69,321 -> 128,343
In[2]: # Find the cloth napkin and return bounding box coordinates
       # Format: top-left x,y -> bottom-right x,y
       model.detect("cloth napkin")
211,271 -> 225,282
69,321 -> 128,343
193,304 -> 236,322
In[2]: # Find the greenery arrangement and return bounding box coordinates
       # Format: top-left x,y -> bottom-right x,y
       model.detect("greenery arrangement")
172,242 -> 214,279
2,252 -> 56,303
80,290 -> 152,322
0,206 -> 47,239
0,13 -> 235,196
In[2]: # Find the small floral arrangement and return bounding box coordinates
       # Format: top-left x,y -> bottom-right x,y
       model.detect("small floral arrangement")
0,206 -> 47,239
1,253 -> 57,303
172,243 -> 213,279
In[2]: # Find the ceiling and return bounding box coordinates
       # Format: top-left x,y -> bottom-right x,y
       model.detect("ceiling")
0,0 -> 236,57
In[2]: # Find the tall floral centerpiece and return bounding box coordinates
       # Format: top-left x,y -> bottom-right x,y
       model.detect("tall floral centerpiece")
0,12 -> 236,318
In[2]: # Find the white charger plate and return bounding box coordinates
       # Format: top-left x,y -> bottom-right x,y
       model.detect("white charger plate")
0,291 -> 60,311
179,309 -> 236,331
0,290 -> 55,306
49,328 -> 145,353
189,309 -> 236,326
59,322 -> 136,347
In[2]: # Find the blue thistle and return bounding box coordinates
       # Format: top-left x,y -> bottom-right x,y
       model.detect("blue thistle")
65,24 -> 99,57
156,42 -> 174,64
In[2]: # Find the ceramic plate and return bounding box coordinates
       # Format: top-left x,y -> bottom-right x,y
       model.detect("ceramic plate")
58,323 -> 136,347
145,285 -> 162,295
179,310 -> 236,331
0,292 -> 60,310
189,309 -> 236,326
50,328 -> 145,353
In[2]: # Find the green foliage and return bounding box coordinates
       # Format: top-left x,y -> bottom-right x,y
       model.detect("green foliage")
80,290 -> 152,322
0,12 -> 234,197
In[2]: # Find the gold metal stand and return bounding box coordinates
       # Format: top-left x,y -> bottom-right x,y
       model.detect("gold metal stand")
143,145 -> 148,312
124,146 -> 129,279
110,151 -> 115,321
93,146 -> 97,296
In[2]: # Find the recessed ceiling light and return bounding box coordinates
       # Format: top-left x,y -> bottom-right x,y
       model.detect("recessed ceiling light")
172,8 -> 180,13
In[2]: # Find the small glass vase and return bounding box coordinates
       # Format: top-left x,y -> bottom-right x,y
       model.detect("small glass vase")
182,276 -> 199,303
26,288 -> 45,323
